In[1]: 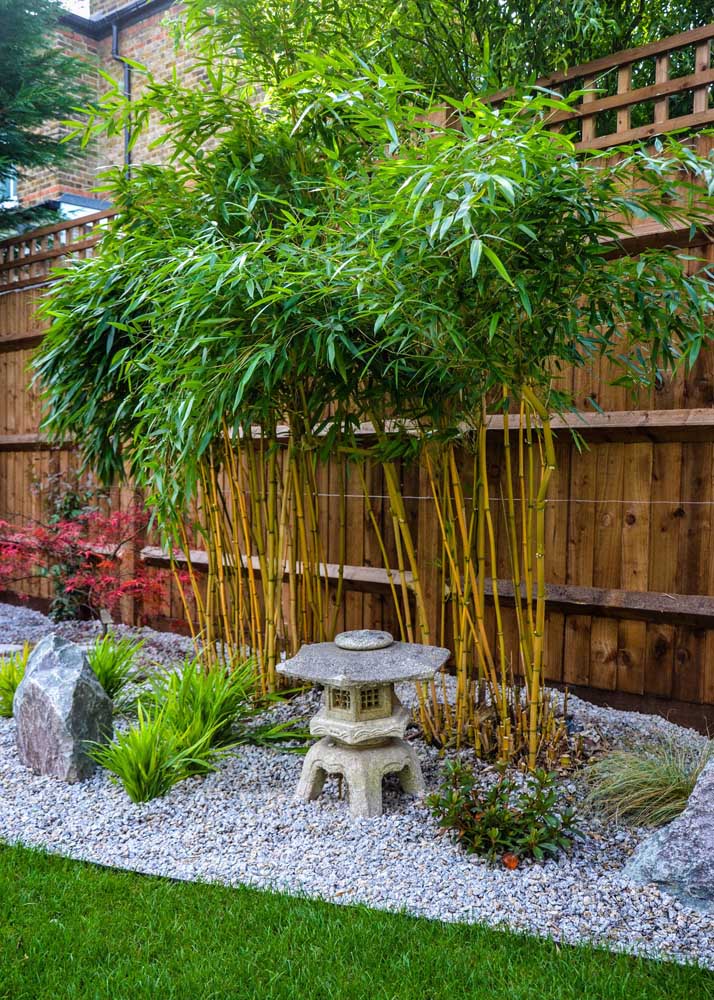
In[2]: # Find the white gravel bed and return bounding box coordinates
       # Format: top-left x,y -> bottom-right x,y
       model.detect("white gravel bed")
1,602 -> 713,969
0,600 -> 195,669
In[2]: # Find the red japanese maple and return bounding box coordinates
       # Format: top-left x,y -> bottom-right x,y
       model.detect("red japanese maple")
0,504 -> 163,621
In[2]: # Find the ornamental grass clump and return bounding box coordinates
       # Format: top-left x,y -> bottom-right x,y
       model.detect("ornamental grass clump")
429,760 -> 578,865
0,644 -> 30,717
88,703 -> 224,803
87,634 -> 143,702
148,658 -> 310,751
91,658 -> 308,801
586,738 -> 714,828
146,658 -> 256,748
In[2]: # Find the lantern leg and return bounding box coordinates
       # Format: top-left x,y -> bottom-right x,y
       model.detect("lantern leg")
295,743 -> 328,802
397,743 -> 425,795
293,738 -> 425,818
344,761 -> 385,818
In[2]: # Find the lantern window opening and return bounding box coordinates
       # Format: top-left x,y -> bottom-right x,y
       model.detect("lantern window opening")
360,686 -> 382,711
330,687 -> 352,711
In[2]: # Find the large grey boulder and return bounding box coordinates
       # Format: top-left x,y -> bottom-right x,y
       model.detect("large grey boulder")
625,757 -> 714,912
13,634 -> 113,782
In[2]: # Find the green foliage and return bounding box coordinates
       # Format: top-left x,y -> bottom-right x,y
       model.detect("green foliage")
145,658 -> 256,748
87,634 -> 143,703
40,471 -> 107,526
88,702 -> 224,804
0,0 -> 90,232
145,659 -> 310,751
182,0 -> 380,89
0,643 -> 30,718
7,0 -> 706,240
91,659 -> 309,801
35,47 -> 714,508
183,0 -> 714,96
408,0 -> 714,92
429,761 -> 578,863
586,739 -> 714,828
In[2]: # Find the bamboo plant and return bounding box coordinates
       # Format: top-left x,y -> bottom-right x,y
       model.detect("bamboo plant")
35,15 -> 714,767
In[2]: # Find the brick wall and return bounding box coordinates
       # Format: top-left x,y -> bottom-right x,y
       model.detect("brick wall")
17,1 -> 193,211
94,4 -> 196,173
18,25 -> 102,208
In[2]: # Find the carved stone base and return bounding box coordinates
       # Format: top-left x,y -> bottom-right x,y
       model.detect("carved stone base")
309,702 -> 410,746
295,737 -> 424,818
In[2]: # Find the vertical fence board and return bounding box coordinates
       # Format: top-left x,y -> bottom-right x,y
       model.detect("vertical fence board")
564,448 -> 596,686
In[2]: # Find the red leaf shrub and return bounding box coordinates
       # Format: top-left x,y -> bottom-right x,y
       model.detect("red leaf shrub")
0,504 -> 164,621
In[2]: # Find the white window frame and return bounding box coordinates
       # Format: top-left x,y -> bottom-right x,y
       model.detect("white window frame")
0,171 -> 18,207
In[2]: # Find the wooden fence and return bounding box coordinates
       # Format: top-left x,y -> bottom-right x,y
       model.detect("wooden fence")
4,24 -> 714,710
490,21 -> 714,151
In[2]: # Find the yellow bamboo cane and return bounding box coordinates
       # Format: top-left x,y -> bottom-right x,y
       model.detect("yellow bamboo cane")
521,385 -> 556,771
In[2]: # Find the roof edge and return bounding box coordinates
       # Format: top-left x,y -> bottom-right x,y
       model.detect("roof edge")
60,0 -> 178,39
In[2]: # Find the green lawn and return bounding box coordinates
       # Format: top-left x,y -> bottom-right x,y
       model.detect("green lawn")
1,843 -> 712,1000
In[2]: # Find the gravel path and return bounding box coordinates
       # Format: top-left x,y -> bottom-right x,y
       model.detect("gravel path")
1,601 -> 713,970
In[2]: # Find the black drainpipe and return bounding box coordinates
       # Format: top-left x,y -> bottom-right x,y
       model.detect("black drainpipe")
111,22 -> 132,177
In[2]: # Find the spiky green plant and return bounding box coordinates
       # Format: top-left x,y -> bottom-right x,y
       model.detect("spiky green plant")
145,658 -> 255,749
87,703 -> 224,803
87,634 -> 143,702
0,644 -> 30,717
586,738 -> 714,828
90,658 -> 310,802
145,658 -> 310,752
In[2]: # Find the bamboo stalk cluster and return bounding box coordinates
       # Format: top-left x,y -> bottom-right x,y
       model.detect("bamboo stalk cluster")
169,389 -> 571,771
365,394 -> 569,770
449,405 -> 569,769
173,427 -> 341,697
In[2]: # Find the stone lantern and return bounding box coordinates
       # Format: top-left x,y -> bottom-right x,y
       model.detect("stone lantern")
277,629 -> 449,817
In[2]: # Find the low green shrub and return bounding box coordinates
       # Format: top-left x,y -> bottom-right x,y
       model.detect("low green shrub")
0,644 -> 30,718
586,738 -> 714,828
88,703 -> 224,803
428,762 -> 578,865
146,658 -> 255,749
87,634 -> 143,703
91,658 -> 309,802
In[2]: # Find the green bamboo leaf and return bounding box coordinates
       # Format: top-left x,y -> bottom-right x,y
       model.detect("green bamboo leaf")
385,117 -> 399,151
482,244 -> 513,285
469,238 -> 483,276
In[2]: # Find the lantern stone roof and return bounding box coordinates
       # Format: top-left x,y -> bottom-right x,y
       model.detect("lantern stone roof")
277,632 -> 450,687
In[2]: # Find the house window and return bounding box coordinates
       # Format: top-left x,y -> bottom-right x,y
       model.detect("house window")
0,171 -> 17,206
